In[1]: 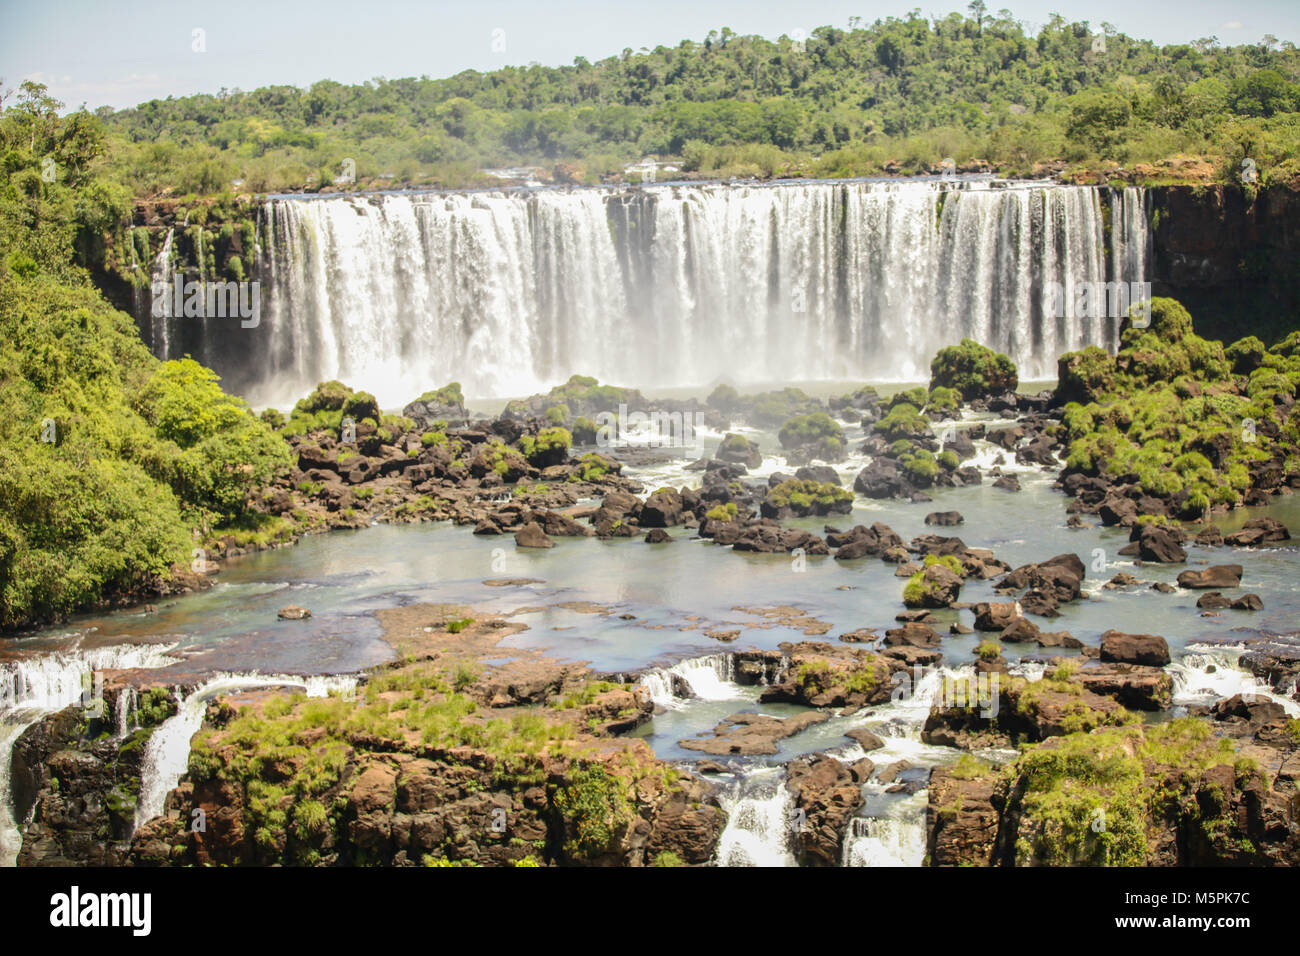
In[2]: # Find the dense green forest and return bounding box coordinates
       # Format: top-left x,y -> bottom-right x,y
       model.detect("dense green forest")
0,85 -> 292,628
81,7 -> 1300,195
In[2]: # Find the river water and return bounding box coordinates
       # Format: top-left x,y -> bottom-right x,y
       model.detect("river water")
2,408 -> 1297,865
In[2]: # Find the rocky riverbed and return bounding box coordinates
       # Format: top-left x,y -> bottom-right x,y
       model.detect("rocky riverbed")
4,317 -> 1300,867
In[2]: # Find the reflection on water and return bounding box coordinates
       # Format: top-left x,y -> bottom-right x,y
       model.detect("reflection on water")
14,430 -> 1300,682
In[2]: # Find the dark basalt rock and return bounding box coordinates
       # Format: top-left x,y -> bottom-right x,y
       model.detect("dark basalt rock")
924,510 -> 964,526
1177,564 -> 1243,589
1099,630 -> 1171,667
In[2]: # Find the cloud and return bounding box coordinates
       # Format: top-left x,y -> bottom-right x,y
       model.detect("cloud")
1220,21 -> 1243,30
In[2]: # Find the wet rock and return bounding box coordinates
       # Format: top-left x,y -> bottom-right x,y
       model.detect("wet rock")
1072,662 -> 1173,711
716,433 -> 763,469
1124,524 -> 1187,563
992,475 -> 1021,492
999,616 -> 1041,643
639,489 -> 684,527
678,711 -> 829,756
1224,518 -> 1290,547
925,511 -> 964,526
785,754 -> 865,867
1099,630 -> 1171,667
853,458 -> 908,499
844,729 -> 886,752
830,522 -> 904,560
904,563 -> 963,609
795,465 -> 840,485
1195,526 -> 1225,547
884,622 -> 942,648
644,528 -> 673,544
277,605 -> 312,620
926,766 -> 1000,866
1177,564 -> 1243,589
973,602 -> 1019,631
514,522 -> 554,549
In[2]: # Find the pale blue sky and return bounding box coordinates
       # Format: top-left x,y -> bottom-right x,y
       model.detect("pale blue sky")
2,0 -> 1296,112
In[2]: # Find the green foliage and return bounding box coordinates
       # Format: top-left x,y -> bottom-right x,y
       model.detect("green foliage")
925,386 -> 961,415
81,18 -> 1300,193
875,403 -> 932,442
519,426 -> 572,467
765,479 -> 852,515
705,502 -> 739,522
136,358 -> 294,522
776,412 -> 846,460
929,339 -> 1019,400
1056,298 -> 1300,511
412,382 -> 464,409
552,764 -> 633,860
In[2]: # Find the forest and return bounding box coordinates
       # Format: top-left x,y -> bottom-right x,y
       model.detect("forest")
38,7 -> 1300,195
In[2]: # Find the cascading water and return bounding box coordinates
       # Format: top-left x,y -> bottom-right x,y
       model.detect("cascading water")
1169,645 -> 1300,717
115,686 -> 139,739
148,227 -> 174,359
713,768 -> 798,867
134,673 -> 359,831
0,644 -> 179,867
213,180 -> 1148,408
842,789 -> 930,867
640,653 -> 743,709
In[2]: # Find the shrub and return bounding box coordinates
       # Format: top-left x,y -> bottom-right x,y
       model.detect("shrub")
929,339 -> 1018,400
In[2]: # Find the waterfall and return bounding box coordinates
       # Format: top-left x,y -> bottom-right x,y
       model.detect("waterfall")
149,228 -> 174,359
714,768 -> 798,867
838,665 -> 948,867
0,643 -> 179,867
134,673 -> 358,831
1111,186 -> 1150,302
115,686 -> 138,739
640,653 -> 743,709
842,789 -> 929,867
221,179 -> 1147,408
1169,645 -> 1300,717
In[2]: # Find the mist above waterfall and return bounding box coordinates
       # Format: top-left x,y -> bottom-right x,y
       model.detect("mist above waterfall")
200,179 -> 1147,409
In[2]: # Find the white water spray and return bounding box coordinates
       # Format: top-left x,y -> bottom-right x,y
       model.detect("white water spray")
0,643 -> 179,867
134,673 -> 359,830
239,180 -> 1147,407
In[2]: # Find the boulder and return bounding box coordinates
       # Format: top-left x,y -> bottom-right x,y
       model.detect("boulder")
514,522 -> 554,549
999,617 -> 1041,643
973,602 -> 1019,631
924,511 -> 964,527
1176,565 -> 1243,589
1099,630 -> 1171,667
640,489 -> 684,527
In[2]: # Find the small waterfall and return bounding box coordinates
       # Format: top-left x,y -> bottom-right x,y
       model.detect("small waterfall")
134,673 -> 359,830
0,643 -> 179,867
640,654 -> 742,709
149,228 -> 174,358
115,686 -> 138,739
1169,646 -> 1300,717
714,769 -> 797,867
836,665 -> 949,867
842,789 -> 929,867
221,180 -> 1148,408
1111,187 -> 1150,297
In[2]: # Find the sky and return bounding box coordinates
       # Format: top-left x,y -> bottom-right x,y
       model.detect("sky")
2,0 -> 1297,113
